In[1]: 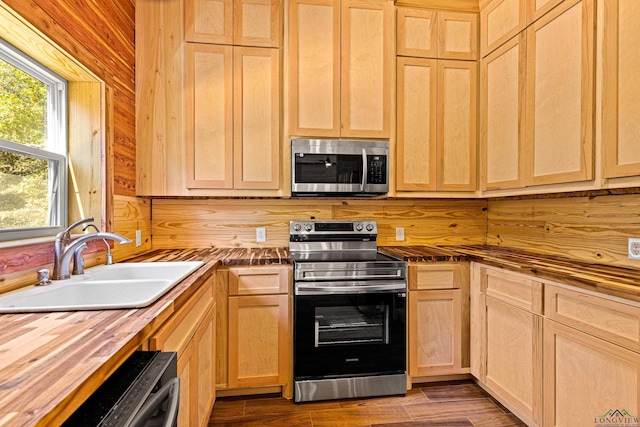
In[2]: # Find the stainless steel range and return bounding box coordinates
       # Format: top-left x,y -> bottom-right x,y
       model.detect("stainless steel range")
290,220 -> 407,403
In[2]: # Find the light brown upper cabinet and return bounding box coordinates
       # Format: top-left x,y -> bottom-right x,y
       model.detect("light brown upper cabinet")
289,0 -> 392,138
185,0 -> 281,47
397,8 -> 437,58
480,0 -> 526,57
480,33 -> 526,190
185,44 -> 280,190
397,8 -> 478,60
524,0 -> 594,186
526,0 -> 564,25
397,58 -> 477,192
602,0 -> 640,179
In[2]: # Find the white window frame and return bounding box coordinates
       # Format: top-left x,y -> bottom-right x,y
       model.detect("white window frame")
0,38 -> 68,241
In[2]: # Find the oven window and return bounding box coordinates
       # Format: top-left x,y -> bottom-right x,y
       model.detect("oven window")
294,154 -> 363,184
315,304 -> 388,347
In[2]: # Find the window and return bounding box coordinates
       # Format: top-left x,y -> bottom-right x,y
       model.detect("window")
0,38 -> 68,241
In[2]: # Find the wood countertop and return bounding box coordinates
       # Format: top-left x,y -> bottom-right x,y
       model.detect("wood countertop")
381,245 -> 640,303
0,247 -> 291,427
3,245 -> 640,425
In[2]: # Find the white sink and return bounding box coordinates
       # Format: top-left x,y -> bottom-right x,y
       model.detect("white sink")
0,261 -> 204,313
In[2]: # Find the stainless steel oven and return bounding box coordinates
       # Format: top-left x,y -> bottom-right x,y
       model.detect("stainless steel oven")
291,220 -> 406,403
291,139 -> 389,196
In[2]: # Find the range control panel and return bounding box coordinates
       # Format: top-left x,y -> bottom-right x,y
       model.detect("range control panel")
290,220 -> 377,236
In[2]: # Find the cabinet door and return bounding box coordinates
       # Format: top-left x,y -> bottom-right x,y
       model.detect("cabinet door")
228,295 -> 290,388
526,0 -> 564,25
437,60 -> 477,191
185,0 -> 233,44
437,11 -> 478,60
484,296 -> 543,426
233,47 -> 280,190
397,7 -> 437,58
185,44 -> 233,189
396,57 -> 437,191
480,0 -> 526,57
341,0 -> 392,138
193,304 -> 216,427
234,0 -> 281,47
481,33 -> 526,190
602,0 -> 640,178
544,320 -> 640,427
525,0 -> 594,186
177,343 -> 194,427
409,289 -> 462,376
288,0 -> 340,137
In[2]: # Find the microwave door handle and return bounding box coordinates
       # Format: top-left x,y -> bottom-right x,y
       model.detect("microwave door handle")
361,148 -> 367,192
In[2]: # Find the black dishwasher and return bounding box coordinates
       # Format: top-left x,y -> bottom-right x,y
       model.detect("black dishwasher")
62,351 -> 179,427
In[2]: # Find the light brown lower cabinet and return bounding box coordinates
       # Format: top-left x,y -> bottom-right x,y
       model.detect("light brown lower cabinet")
472,263 -> 640,427
543,319 -> 640,427
149,276 -> 216,427
408,263 -> 469,382
216,265 -> 292,398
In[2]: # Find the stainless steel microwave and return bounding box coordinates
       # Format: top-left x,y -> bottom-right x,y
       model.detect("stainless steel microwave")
291,139 -> 389,196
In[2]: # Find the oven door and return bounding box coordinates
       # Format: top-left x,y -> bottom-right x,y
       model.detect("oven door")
294,282 -> 406,380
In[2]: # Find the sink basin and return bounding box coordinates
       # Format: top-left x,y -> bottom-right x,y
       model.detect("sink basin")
0,261 -> 204,313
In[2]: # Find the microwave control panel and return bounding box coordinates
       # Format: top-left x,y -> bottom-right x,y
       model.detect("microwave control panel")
367,155 -> 387,184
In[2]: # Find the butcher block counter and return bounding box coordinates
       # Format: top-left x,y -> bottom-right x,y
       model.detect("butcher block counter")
380,245 -> 640,303
3,245 -> 640,425
0,247 -> 291,427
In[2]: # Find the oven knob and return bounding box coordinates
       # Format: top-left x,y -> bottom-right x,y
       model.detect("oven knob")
304,223 -> 313,231
366,223 -> 374,232
293,223 -> 302,232
355,223 -> 363,231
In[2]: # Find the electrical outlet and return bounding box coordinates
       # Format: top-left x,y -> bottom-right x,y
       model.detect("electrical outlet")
135,229 -> 142,247
629,238 -> 640,260
396,227 -> 405,241
256,227 -> 267,243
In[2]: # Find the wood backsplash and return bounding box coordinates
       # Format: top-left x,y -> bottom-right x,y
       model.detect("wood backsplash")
151,198 -> 489,248
487,193 -> 640,268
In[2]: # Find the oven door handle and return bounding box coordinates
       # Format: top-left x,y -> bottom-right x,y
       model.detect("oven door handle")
295,281 -> 406,295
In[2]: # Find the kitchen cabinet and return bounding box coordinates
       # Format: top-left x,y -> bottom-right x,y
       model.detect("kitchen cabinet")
185,44 -> 280,190
602,0 -> 640,179
397,8 -> 477,60
185,0 -> 280,47
408,263 -> 469,380
397,57 -> 477,191
216,265 -> 292,397
472,264 -> 543,427
524,0 -> 594,186
544,284 -> 640,426
150,274 -> 216,427
479,0 -> 526,57
527,0 -> 565,25
479,0 -> 595,192
288,0 -> 392,138
480,33 -> 526,190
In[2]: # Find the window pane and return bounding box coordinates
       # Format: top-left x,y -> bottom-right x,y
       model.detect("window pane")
0,58 -> 47,148
0,150 -> 49,229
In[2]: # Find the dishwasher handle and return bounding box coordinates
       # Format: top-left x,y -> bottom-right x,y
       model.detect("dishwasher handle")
129,377 -> 180,427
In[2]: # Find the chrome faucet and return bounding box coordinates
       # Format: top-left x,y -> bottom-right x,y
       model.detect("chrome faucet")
52,217 -> 132,280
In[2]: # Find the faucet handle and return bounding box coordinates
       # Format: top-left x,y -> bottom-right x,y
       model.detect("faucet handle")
36,269 -> 51,286
72,243 -> 88,275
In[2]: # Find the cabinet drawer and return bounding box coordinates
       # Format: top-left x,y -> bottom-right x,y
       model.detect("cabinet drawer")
150,278 -> 215,355
480,266 -> 543,314
229,266 -> 290,295
409,263 -> 468,290
545,285 -> 640,352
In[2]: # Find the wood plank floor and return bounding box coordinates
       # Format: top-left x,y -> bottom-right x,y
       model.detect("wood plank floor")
208,381 -> 526,427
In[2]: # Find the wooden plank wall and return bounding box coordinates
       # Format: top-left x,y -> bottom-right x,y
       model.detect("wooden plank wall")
487,193 -> 640,268
151,199 -> 489,248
